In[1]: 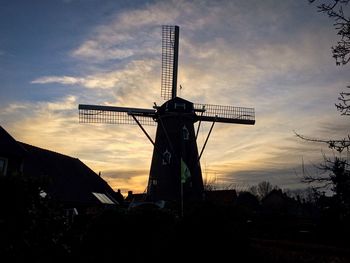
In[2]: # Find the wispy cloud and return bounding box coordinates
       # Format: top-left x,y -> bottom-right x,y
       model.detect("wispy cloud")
69,1 -> 180,63
31,59 -> 161,108
73,41 -> 134,61
101,169 -> 150,193
31,76 -> 86,85
1,95 -> 155,193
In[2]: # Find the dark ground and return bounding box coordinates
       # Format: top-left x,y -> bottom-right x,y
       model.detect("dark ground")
72,203 -> 350,263
1,175 -> 349,263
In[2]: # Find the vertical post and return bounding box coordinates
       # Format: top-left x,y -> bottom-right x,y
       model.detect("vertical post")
181,180 -> 184,217
172,26 -> 179,99
180,116 -> 184,218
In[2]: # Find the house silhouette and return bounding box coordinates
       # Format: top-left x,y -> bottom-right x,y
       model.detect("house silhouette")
0,125 -> 118,211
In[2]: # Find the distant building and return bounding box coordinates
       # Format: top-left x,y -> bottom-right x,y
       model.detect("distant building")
261,189 -> 298,215
125,191 -> 147,203
0,126 -> 118,212
236,191 -> 260,211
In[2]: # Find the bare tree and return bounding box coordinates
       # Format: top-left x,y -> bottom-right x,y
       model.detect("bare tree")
309,0 -> 350,116
249,181 -> 277,200
310,0 -> 350,123
257,181 -> 275,199
203,176 -> 217,191
303,156 -> 350,206
295,3 -> 350,210
309,0 -> 350,66
295,132 -> 350,153
298,0 -> 350,153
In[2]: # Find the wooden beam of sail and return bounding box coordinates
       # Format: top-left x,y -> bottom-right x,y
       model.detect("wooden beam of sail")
79,104 -> 157,126
161,25 -> 179,100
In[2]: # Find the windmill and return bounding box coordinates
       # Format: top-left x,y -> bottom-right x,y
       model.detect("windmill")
79,25 -> 255,203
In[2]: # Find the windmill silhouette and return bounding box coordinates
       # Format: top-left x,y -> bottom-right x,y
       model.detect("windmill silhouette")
79,25 -> 255,202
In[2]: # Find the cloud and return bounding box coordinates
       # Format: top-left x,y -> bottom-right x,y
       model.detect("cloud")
32,0 -> 340,108
31,59 -> 161,108
73,40 -> 135,61
1,95 -> 155,192
221,163 -> 319,190
101,169 -> 150,193
69,1 -> 181,63
31,76 -> 85,85
31,75 -> 118,89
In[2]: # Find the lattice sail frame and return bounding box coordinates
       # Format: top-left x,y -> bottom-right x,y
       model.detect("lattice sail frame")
161,25 -> 179,100
79,104 -> 156,126
194,103 -> 255,124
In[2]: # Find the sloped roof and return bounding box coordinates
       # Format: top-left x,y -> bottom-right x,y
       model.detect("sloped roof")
0,126 -> 27,157
19,142 -> 116,206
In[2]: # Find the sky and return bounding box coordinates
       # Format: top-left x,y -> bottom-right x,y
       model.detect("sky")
1,0 -> 349,194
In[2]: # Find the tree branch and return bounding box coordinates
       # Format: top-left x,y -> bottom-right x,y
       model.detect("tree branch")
309,0 -> 350,65
335,86 -> 350,115
295,132 -> 350,152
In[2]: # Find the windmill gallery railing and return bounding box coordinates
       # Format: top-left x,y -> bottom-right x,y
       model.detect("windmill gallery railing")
194,103 -> 255,124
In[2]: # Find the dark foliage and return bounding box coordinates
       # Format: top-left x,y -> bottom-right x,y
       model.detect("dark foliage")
2,174 -> 350,262
0,174 -> 69,262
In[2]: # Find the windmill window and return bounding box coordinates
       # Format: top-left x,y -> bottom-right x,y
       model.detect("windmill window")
151,179 -> 158,186
182,125 -> 189,140
162,149 -> 171,165
92,192 -> 115,205
0,157 -> 8,176
174,103 -> 186,110
39,190 -> 47,198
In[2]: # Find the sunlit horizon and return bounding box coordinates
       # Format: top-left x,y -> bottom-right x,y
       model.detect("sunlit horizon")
1,0 -> 349,195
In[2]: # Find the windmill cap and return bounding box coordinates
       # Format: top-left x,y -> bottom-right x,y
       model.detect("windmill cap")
158,97 -> 194,114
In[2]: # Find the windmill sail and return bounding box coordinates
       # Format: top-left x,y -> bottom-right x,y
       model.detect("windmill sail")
194,103 -> 255,125
79,104 -> 156,126
161,25 -> 179,100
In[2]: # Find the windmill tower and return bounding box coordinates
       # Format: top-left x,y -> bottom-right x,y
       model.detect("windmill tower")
79,25 -> 255,202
